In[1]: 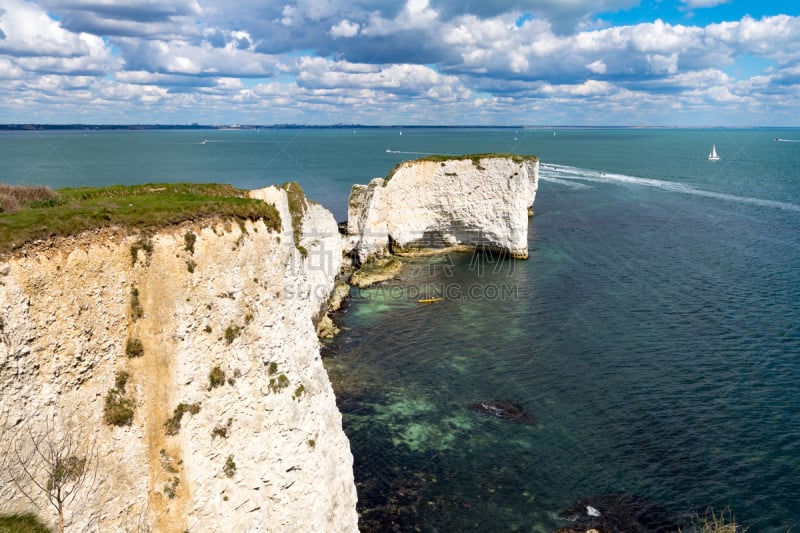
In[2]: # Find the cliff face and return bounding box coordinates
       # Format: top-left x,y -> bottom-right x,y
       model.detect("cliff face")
0,189 -> 357,532
346,155 -> 539,263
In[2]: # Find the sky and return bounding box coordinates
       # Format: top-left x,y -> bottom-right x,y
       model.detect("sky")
0,0 -> 798,126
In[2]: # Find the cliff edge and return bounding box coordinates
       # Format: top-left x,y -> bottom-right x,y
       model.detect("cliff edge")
0,186 -> 357,532
345,154 -> 539,264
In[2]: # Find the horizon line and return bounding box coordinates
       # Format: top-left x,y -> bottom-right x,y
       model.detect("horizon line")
1,124 -> 797,130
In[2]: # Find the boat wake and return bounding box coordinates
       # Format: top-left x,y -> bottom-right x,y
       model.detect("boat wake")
775,138 -> 800,143
540,163 -> 800,212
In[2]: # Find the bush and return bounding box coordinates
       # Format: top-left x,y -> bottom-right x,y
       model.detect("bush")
130,237 -> 154,266
184,231 -> 197,254
681,507 -> 742,533
269,373 -> 289,393
164,402 -> 201,436
212,418 -> 233,439
126,338 -> 144,358
104,370 -> 135,426
130,287 -> 144,320
0,183 -> 59,214
223,455 -> 236,478
209,366 -> 226,389
224,325 -> 242,344
292,384 -> 305,400
0,512 -> 52,533
164,476 -> 180,499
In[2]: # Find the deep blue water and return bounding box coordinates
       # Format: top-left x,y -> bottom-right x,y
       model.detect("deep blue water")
2,128 -> 799,531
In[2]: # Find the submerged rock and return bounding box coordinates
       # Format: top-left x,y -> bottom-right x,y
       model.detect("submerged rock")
553,493 -> 683,533
470,400 -> 535,424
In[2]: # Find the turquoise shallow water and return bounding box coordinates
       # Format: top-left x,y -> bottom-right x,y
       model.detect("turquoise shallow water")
3,127 -> 799,531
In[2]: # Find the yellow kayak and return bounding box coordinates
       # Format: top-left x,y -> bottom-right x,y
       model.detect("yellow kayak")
418,297 -> 443,304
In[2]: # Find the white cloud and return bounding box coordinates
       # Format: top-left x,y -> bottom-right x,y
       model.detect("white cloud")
586,59 -> 607,74
362,0 -> 439,36
0,0 -> 93,57
330,19 -> 360,38
0,1 -> 798,125
681,0 -> 730,8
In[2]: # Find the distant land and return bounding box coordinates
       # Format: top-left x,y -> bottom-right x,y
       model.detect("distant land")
1,124 -> 795,131
0,124 -> 516,131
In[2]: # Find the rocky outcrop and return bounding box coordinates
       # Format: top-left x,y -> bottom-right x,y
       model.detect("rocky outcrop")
470,400 -> 535,424
345,154 -> 538,264
0,188 -> 357,532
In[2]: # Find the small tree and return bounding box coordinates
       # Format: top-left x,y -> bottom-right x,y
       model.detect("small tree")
9,416 -> 98,533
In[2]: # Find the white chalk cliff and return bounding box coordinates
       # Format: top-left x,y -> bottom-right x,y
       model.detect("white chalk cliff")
346,154 -> 539,263
0,187 -> 357,532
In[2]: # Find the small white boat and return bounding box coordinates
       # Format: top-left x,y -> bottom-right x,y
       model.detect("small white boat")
708,144 -> 720,161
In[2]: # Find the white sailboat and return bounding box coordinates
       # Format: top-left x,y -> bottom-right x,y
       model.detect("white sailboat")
708,144 -> 720,161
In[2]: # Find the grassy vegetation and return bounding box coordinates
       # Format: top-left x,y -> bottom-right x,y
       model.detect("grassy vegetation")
223,455 -> 237,478
0,184 -> 59,213
681,508 -> 743,533
0,513 -> 52,533
208,365 -> 226,389
130,287 -> 144,320
212,417 -> 233,439
125,338 -> 144,358
224,325 -> 242,345
281,181 -> 307,252
383,153 -> 538,185
0,182 -> 281,257
269,373 -> 290,393
103,370 -> 135,426
164,402 -> 201,436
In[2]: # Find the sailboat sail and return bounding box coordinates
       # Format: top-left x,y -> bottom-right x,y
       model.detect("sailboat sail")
708,145 -> 720,161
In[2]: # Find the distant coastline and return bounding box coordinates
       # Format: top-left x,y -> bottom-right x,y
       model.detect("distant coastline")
2,124 -> 794,132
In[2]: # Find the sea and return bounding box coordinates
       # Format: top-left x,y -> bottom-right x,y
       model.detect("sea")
2,127 -> 799,532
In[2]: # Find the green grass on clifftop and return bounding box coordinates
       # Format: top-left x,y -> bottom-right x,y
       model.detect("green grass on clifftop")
0,183 -> 281,256
0,513 -> 51,533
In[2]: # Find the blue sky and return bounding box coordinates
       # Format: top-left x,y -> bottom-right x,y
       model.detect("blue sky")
0,0 -> 798,126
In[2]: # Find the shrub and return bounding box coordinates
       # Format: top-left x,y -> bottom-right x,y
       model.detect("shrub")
212,418 -> 233,439
164,402 -> 201,436
224,325 -> 242,344
269,373 -> 289,393
115,370 -> 130,392
266,361 -> 278,376
103,370 -> 135,426
104,391 -> 134,427
130,237 -> 154,266
209,366 -> 226,389
186,259 -> 196,273
164,476 -> 180,499
0,512 -> 52,533
223,455 -> 236,478
130,287 -> 144,320
681,507 -> 742,533
292,384 -> 305,400
126,338 -> 144,358
184,231 -> 197,254
0,183 -> 59,214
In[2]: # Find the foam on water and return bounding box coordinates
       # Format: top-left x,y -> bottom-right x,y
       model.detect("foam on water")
540,163 -> 800,212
